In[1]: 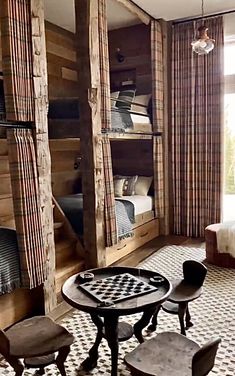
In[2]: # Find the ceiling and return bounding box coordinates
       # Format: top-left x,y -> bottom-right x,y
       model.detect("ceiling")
44,0 -> 140,33
132,0 -> 235,21
44,0 -> 235,37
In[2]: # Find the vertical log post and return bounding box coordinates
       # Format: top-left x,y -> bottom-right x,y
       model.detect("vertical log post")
75,0 -> 106,267
31,0 -> 56,312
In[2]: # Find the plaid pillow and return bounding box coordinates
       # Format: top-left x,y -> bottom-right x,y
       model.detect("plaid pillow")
114,175 -> 138,196
116,90 -> 136,110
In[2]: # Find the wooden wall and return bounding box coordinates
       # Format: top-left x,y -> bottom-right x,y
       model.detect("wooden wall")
111,139 -> 153,177
45,21 -> 78,99
50,139 -> 82,197
108,24 -> 151,95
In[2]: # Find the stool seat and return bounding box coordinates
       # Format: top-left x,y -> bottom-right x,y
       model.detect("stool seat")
205,223 -> 235,268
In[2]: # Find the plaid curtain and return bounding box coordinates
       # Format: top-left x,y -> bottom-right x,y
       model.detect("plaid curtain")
7,129 -> 47,288
172,16 -> 224,237
0,0 -> 34,121
151,20 -> 164,218
102,135 -> 117,246
98,0 -> 111,130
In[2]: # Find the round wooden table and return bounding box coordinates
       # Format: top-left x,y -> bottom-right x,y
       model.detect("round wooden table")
62,266 -> 171,376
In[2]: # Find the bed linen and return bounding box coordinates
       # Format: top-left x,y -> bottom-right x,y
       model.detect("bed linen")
116,195 -> 153,216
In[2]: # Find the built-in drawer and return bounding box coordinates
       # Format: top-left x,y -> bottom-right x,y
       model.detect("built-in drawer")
106,218 -> 159,265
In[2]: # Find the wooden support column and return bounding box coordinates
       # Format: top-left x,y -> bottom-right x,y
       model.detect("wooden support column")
75,0 -> 106,268
31,0 -> 57,312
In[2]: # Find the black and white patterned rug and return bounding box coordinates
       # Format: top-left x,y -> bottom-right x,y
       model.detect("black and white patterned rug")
1,245 -> 235,375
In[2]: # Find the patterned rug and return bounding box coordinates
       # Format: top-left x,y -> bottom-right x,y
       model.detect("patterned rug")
1,245 -> 235,375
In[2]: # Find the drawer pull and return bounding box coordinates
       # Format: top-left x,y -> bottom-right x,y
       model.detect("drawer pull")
117,244 -> 127,251
140,232 -> 148,238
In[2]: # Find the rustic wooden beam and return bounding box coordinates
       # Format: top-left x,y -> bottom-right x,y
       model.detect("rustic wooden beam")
31,0 -> 57,312
75,0 -> 106,268
115,0 -> 151,25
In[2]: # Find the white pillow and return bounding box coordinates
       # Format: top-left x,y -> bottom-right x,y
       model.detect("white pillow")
113,177 -> 125,197
110,91 -> 120,108
135,176 -> 153,196
131,94 -> 151,114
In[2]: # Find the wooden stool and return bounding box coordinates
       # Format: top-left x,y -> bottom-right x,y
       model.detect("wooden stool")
148,261 -> 207,336
125,331 -> 221,376
0,316 -> 74,376
205,224 -> 235,268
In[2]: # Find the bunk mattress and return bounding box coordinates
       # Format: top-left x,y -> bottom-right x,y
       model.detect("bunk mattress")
116,195 -> 153,216
57,194 -> 135,239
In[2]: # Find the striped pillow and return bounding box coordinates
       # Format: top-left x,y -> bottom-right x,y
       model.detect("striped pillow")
116,90 -> 136,110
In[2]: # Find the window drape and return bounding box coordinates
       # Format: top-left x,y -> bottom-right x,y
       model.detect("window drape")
7,129 -> 47,288
151,20 -> 165,218
0,0 -> 34,122
98,0 -> 117,246
172,16 -> 224,237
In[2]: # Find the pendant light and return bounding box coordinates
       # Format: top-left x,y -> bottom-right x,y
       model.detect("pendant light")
191,0 -> 215,55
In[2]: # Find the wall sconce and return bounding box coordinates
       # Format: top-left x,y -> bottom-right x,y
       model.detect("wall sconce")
116,48 -> 125,63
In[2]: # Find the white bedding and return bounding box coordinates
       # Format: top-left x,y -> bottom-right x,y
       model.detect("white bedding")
131,113 -> 150,124
117,195 -> 153,216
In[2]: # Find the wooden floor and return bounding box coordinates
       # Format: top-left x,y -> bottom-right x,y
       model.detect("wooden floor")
113,234 -> 204,267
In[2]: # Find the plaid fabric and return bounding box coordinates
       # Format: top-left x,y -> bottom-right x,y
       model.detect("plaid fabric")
151,20 -> 164,133
0,0 -> 34,122
172,17 -> 223,237
151,20 -> 164,218
102,135 -> 118,246
98,0 -> 111,130
7,129 -> 47,288
153,136 -> 164,217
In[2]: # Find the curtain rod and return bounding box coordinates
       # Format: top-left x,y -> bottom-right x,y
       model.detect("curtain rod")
0,121 -> 32,129
173,9 -> 235,25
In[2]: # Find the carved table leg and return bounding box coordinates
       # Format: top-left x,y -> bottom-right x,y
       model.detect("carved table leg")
178,302 -> 187,336
81,314 -> 104,371
104,315 -> 119,376
185,304 -> 193,329
134,307 -> 156,343
147,304 -> 161,332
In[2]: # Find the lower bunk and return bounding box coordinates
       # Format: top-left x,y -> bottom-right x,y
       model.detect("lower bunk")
56,192 -> 159,266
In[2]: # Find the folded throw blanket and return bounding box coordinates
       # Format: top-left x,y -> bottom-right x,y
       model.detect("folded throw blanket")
216,221 -> 235,257
0,227 -> 21,295
115,200 -> 134,241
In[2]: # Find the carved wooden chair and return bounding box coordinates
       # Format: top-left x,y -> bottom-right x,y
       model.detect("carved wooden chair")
0,316 -> 74,376
125,331 -> 221,376
148,260 -> 207,335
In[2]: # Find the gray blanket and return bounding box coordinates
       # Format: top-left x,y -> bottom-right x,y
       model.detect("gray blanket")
0,228 -> 21,295
111,108 -> 133,132
115,200 -> 134,240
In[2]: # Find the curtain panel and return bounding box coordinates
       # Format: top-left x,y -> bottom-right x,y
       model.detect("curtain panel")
172,16 -> 224,237
98,0 -> 111,130
98,0 -> 117,246
0,0 -> 34,122
102,135 -> 118,247
7,129 -> 47,288
151,20 -> 165,218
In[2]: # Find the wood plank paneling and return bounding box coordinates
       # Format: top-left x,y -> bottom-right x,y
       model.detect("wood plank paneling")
108,24 -> 151,95
111,139 -> 153,177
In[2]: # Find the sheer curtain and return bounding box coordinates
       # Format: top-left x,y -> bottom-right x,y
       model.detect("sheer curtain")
172,16 -> 224,237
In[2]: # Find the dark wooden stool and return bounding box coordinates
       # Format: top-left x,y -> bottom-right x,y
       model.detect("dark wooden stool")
148,261 -> 207,335
125,331 -> 221,376
0,316 -> 74,376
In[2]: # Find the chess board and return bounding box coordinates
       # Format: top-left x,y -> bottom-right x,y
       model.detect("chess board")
79,273 -> 158,303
